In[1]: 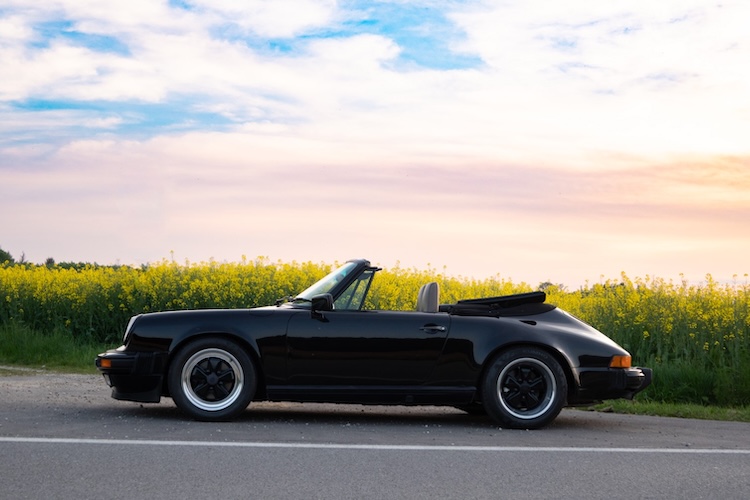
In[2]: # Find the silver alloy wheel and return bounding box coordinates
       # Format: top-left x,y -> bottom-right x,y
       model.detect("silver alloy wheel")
496,357 -> 557,420
180,348 -> 245,412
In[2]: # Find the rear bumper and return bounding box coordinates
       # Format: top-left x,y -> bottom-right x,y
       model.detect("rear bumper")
96,348 -> 169,403
572,366 -> 653,403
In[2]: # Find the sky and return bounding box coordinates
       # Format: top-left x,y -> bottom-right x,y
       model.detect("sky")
1,0 -> 749,288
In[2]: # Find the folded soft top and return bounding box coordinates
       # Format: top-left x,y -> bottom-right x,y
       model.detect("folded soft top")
439,291 -> 556,317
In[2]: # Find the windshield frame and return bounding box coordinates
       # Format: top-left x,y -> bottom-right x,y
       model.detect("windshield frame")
294,260 -> 370,302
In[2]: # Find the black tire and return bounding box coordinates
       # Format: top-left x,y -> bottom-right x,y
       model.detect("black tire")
481,347 -> 567,429
168,337 -> 256,421
454,402 -> 486,416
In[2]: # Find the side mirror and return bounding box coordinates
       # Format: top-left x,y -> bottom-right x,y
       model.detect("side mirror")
310,293 -> 334,317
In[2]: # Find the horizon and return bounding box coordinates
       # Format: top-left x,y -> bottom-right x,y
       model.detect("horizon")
2,249 -> 747,291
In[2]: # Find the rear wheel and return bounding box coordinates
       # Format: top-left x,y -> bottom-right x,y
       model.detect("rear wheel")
168,337 -> 256,421
482,347 -> 567,429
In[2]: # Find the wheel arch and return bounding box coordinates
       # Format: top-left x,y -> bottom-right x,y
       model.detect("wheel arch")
164,331 -> 267,399
477,342 -> 576,404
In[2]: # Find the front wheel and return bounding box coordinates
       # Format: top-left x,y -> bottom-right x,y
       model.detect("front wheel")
454,402 -> 486,416
168,337 -> 256,421
482,347 -> 567,429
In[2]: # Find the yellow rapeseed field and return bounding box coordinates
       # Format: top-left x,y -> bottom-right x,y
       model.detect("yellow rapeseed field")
1,260 -> 748,405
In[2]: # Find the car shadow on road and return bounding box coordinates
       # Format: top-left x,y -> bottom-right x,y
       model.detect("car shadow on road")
102,400 -> 604,431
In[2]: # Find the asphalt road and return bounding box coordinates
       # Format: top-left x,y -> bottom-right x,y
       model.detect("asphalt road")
1,369 -> 749,499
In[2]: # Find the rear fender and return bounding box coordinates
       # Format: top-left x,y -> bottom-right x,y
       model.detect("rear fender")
477,341 -> 578,404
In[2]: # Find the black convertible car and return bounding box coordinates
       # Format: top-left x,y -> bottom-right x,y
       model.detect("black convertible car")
96,259 -> 651,429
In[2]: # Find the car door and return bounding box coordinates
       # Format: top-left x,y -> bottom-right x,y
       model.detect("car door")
285,309 -> 451,386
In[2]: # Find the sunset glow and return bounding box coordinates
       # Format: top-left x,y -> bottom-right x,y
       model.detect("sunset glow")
1,0 -> 748,287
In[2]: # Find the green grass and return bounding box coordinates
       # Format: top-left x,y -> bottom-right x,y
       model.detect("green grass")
586,399 -> 750,422
0,323 -> 107,374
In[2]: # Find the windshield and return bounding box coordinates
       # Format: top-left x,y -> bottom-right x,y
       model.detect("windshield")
295,261 -> 360,300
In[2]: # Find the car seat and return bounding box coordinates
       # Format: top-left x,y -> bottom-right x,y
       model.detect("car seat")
416,282 -> 439,313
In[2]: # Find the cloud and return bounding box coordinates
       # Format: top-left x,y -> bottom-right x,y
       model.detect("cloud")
4,0 -> 748,161
186,0 -> 338,38
449,1 -> 750,155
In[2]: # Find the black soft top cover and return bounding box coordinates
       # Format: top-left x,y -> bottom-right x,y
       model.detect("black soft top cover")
439,291 -> 556,317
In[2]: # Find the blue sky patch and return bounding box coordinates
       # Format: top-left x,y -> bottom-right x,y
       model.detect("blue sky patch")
30,20 -> 130,55
340,1 -> 481,69
208,0 -> 482,70
7,99 -> 236,146
168,0 -> 194,10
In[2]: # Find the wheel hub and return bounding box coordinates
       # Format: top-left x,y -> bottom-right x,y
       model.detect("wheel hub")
206,372 -> 220,386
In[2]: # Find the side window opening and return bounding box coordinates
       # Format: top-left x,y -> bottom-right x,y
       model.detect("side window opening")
334,269 -> 375,310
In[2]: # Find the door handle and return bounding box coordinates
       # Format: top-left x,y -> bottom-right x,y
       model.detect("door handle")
420,324 -> 446,333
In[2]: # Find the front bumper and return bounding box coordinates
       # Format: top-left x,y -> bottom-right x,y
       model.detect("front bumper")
572,366 -> 653,403
96,347 -> 169,403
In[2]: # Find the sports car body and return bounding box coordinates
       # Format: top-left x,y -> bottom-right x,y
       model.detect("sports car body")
96,259 -> 651,429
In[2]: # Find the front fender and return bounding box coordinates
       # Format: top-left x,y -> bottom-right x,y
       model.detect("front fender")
125,308 -> 296,385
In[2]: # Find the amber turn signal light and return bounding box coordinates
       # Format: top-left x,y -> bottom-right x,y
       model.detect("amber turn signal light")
100,359 -> 112,369
609,355 -> 631,368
